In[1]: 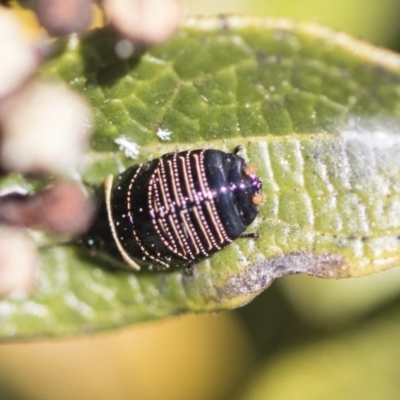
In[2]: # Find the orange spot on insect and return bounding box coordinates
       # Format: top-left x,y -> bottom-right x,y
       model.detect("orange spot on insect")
251,194 -> 264,206
243,164 -> 257,176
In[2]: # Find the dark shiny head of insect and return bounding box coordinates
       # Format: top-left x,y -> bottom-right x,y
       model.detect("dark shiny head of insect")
204,151 -> 262,238
222,153 -> 263,225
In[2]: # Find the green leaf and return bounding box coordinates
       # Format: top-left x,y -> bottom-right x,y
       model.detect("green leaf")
2,16 -> 400,339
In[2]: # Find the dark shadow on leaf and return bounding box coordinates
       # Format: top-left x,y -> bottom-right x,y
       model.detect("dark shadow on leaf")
77,26 -> 145,88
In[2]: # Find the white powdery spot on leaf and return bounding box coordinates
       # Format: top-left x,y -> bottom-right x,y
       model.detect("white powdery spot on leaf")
156,127 -> 172,141
114,135 -> 141,159
339,117 -> 400,185
341,117 -> 400,149
340,129 -> 400,150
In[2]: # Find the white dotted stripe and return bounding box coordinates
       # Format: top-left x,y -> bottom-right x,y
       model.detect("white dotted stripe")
194,151 -> 232,246
127,165 -> 169,267
175,153 -> 208,257
150,168 -> 179,253
148,158 -> 190,260
149,169 -> 182,258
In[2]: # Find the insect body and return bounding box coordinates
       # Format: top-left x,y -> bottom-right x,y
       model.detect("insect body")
82,148 -> 263,271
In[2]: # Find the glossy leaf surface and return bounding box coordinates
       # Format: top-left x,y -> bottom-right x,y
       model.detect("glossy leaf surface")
2,17 -> 400,339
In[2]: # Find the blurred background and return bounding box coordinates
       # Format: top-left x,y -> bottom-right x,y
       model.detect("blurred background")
2,0 -> 400,399
187,0 -> 400,51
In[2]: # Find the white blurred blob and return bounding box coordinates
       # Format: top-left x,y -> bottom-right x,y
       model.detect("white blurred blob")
115,39 -> 135,59
0,81 -> 93,174
0,228 -> 38,298
102,0 -> 185,45
0,10 -> 38,98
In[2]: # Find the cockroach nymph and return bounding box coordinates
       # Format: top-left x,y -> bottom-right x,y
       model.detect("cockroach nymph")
81,147 -> 263,271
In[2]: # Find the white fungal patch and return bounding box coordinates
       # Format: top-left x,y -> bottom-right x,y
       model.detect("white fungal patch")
115,136 -> 140,159
156,127 -> 172,141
